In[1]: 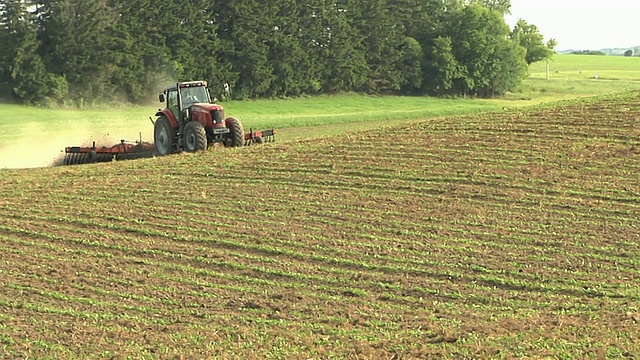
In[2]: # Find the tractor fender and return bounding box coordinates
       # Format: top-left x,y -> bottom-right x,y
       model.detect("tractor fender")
155,109 -> 179,129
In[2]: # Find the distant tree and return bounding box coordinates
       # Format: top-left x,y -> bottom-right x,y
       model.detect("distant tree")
318,1 -> 369,93
571,50 -> 606,56
423,36 -> 464,94
162,0 -> 234,98
10,9 -> 68,104
624,49 -> 633,57
1,0 -> 550,103
347,0 -> 414,93
262,0 -> 324,97
387,0 -> 438,92
487,37 -> 527,96
444,3 -> 524,96
0,0 -> 27,98
11,26 -> 54,104
510,19 -> 556,64
215,0 -> 276,99
35,0 -> 120,104
101,2 -> 147,102
396,36 -> 424,92
442,0 -> 511,13
106,0 -> 179,103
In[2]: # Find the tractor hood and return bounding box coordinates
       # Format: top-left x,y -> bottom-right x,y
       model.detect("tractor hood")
190,103 -> 224,112
188,102 -> 227,126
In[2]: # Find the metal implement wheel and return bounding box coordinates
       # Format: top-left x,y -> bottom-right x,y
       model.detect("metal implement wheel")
63,153 -> 105,165
225,117 -> 244,147
183,121 -> 207,152
63,153 -> 88,165
154,116 -> 175,156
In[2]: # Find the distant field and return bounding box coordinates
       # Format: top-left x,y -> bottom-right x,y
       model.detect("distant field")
1,53 -> 640,168
0,92 -> 638,358
521,54 -> 640,101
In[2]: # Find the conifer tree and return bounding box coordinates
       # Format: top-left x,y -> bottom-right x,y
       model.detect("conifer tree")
319,0 -> 368,92
2,0 -> 67,104
35,0 -> 119,103
0,0 -> 29,97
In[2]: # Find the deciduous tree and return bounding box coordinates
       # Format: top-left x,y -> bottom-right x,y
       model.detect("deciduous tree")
442,3 -> 525,96
423,36 -> 464,94
511,19 -> 556,64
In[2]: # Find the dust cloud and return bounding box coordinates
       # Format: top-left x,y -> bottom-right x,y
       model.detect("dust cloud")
0,122 -> 124,169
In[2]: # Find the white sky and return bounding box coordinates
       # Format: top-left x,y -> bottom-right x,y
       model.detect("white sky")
505,0 -> 639,50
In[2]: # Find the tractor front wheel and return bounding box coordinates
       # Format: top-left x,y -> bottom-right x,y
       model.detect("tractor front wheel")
225,117 -> 244,147
184,121 -> 207,152
154,116 -> 175,156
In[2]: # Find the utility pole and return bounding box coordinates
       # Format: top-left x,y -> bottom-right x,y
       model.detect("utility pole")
546,60 -> 550,80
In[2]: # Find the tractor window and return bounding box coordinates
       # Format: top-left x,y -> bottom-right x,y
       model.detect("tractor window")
181,86 -> 209,107
167,90 -> 178,108
167,90 -> 179,118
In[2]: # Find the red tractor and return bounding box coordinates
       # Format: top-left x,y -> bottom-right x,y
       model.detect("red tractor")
62,80 -> 275,165
154,80 -> 274,155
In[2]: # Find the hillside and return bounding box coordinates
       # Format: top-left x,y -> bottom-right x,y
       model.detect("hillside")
0,92 -> 639,359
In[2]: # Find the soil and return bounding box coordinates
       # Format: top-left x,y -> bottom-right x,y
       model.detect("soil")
0,92 -> 638,359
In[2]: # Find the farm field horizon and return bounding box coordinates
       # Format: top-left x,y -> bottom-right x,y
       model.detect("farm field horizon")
0,89 -> 639,358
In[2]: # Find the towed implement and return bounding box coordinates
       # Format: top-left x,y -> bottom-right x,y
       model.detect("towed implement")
63,138 -> 156,165
62,80 -> 276,166
244,128 -> 277,146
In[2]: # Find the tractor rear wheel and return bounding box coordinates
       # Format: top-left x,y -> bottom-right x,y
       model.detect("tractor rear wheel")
154,116 -> 175,156
225,117 -> 244,147
184,121 -> 207,152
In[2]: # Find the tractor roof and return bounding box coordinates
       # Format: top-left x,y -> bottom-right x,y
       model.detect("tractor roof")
162,80 -> 208,93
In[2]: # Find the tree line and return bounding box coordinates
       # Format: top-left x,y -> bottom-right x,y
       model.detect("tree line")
0,0 -> 555,105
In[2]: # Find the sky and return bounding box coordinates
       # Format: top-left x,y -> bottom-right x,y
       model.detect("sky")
505,0 -> 639,51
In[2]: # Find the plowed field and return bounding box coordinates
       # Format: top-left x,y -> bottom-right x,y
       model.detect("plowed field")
1,92 -> 639,359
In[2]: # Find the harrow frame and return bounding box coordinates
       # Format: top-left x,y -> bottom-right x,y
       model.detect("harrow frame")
63,138 -> 156,165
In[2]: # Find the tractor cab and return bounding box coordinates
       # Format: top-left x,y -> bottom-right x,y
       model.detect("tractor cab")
159,81 -> 214,124
180,83 -> 211,108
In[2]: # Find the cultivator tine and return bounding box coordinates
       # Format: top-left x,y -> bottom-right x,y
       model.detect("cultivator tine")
245,128 -> 256,146
263,129 -> 276,143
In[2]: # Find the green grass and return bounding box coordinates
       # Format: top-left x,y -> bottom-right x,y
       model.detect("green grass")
0,96 -> 506,145
533,53 -> 640,79
519,54 -> 640,101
